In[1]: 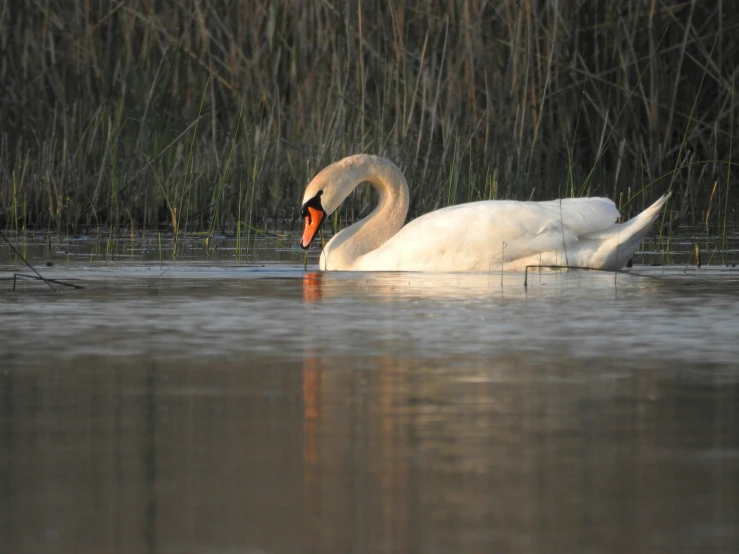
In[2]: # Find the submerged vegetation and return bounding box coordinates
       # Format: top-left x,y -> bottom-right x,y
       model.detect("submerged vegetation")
0,1 -> 737,246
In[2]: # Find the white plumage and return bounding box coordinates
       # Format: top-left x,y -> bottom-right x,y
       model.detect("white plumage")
299,155 -> 670,272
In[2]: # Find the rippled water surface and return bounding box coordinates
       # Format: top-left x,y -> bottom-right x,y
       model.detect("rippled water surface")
2,235 -> 739,553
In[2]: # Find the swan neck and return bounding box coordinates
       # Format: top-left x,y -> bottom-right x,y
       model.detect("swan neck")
321,157 -> 409,270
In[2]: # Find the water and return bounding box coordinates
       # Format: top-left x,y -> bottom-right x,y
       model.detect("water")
2,234 -> 739,553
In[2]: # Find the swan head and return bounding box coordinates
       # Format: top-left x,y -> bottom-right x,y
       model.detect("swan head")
300,189 -> 326,249
300,154 -> 406,250
300,157 -> 362,249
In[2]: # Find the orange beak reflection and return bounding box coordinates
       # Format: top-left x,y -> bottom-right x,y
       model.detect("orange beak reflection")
302,272 -> 323,303
301,206 -> 326,249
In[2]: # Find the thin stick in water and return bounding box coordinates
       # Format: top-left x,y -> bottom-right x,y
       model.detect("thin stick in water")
1,231 -> 55,291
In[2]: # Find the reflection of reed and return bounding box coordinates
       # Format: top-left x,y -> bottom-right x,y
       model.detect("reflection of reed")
143,362 -> 158,554
303,352 -> 321,477
302,349 -> 321,551
2,356 -> 738,553
300,352 -> 412,553
297,352 -> 739,553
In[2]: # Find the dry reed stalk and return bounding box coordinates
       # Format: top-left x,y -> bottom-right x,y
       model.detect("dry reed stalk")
0,0 -> 736,235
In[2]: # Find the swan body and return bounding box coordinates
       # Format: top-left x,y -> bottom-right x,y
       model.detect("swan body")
300,155 -> 670,272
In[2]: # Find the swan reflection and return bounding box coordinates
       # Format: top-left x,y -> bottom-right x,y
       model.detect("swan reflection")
301,268 -> 657,303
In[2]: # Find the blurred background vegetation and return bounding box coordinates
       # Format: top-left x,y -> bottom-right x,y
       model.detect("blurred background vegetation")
0,0 -> 737,235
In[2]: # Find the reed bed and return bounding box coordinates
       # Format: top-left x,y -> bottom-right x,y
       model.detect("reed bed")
0,0 -> 737,244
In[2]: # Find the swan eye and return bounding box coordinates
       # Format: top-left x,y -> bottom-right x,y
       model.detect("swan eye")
301,191 -> 325,219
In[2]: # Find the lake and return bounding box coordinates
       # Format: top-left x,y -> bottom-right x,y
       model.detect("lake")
1,232 -> 739,553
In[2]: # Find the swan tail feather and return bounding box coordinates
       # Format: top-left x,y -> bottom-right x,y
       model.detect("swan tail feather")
625,192 -> 671,237
581,192 -> 671,268
582,193 -> 670,240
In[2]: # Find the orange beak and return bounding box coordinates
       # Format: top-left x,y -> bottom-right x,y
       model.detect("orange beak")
301,206 -> 326,249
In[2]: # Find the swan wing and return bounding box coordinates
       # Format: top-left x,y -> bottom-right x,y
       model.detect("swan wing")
540,197 -> 619,236
355,198 -> 619,271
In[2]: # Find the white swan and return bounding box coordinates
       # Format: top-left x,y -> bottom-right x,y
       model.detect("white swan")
300,154 -> 670,272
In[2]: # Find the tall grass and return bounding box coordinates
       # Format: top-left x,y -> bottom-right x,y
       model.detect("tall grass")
0,1 -> 736,235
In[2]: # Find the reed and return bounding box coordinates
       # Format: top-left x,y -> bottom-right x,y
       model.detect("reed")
0,0 -> 736,239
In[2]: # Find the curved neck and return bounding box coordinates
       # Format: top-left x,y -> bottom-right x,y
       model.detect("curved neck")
320,156 -> 410,270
